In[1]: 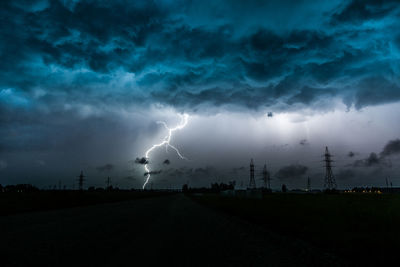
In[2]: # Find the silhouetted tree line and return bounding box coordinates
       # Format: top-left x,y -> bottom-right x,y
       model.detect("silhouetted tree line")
0,184 -> 167,193
182,181 -> 236,193
88,186 -> 121,192
0,184 -> 39,193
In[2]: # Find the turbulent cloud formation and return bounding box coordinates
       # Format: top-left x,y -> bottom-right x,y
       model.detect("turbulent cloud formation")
1,0 -> 400,115
353,139 -> 400,168
380,139 -> 400,157
353,153 -> 390,167
354,153 -> 381,167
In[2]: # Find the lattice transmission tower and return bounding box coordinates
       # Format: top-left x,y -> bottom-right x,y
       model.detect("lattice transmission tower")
77,170 -> 85,191
262,163 -> 270,189
248,158 -> 256,189
323,147 -> 336,189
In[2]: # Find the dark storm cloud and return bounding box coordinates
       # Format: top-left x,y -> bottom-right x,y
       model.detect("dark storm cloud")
353,153 -> 380,167
354,77 -> 400,109
331,0 -> 399,24
275,164 -> 308,179
353,153 -> 391,168
1,0 -> 400,116
352,139 -> 400,168
0,102 -> 141,154
380,139 -> 400,157
96,163 -> 113,172
135,157 -> 149,165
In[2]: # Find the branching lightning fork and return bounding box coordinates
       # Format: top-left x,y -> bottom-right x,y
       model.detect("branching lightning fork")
142,114 -> 189,189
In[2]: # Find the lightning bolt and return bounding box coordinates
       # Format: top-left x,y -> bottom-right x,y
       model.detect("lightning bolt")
142,114 -> 189,189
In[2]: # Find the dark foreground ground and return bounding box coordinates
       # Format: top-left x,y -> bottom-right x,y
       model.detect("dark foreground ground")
191,193 -> 400,266
0,191 -> 172,215
0,193 -> 339,267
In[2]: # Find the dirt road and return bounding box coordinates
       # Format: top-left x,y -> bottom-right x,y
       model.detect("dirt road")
0,194 -> 338,266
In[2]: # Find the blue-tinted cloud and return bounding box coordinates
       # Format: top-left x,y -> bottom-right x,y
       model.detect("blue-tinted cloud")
0,0 -> 399,114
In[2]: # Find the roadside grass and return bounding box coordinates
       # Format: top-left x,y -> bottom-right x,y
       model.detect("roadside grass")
191,193 -> 400,265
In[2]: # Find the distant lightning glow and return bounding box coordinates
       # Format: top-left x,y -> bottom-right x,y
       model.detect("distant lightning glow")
142,114 -> 189,189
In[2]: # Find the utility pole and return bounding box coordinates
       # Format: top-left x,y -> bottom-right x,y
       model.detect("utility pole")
307,177 -> 311,192
249,158 -> 256,189
262,163 -> 270,189
323,147 -> 336,189
77,171 -> 85,191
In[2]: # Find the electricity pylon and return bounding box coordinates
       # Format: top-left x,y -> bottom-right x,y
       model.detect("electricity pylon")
262,163 -> 270,189
249,159 -> 256,189
323,147 -> 336,189
77,171 -> 85,191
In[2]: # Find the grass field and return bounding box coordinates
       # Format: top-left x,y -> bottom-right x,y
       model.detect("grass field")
0,191 -> 174,216
191,193 -> 400,265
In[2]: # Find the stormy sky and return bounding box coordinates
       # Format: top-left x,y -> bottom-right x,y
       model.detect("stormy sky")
1,0 -> 400,189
